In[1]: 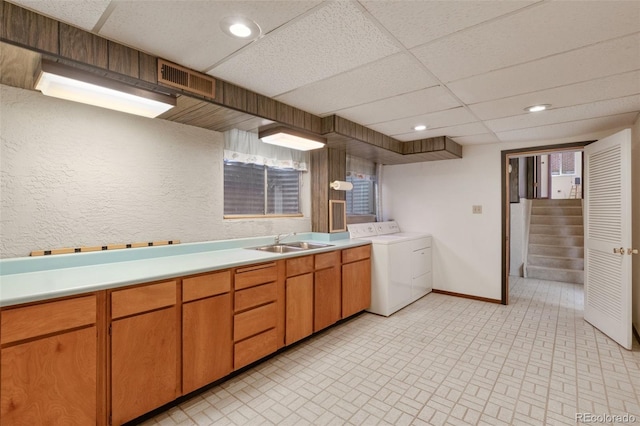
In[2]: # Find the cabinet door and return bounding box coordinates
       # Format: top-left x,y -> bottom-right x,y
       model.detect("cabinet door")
285,273 -> 314,345
342,259 -> 371,318
111,307 -> 177,425
314,267 -> 341,332
183,293 -> 232,394
1,327 -> 97,426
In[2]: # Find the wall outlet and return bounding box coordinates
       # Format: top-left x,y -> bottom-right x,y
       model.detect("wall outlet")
472,205 -> 482,214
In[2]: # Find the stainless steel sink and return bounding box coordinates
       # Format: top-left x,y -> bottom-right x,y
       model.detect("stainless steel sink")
249,241 -> 334,253
282,241 -> 334,250
252,244 -> 304,253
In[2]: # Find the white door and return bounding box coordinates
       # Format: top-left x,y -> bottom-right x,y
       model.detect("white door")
584,129 -> 633,350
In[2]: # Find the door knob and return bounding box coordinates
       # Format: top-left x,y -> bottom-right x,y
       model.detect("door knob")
628,248 -> 639,255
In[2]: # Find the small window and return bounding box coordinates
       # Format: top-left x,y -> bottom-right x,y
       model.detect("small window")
345,155 -> 377,222
346,174 -> 375,215
550,152 -> 576,175
224,161 -> 301,216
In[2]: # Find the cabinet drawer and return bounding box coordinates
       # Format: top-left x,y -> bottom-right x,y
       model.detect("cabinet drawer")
183,270 -> 231,302
235,263 -> 278,290
342,245 -> 371,264
286,255 -> 313,277
234,302 -> 277,341
234,328 -> 278,370
111,281 -> 176,319
315,250 -> 340,270
1,295 -> 96,345
235,282 -> 276,312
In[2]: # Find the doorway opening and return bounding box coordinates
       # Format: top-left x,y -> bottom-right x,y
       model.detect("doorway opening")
501,141 -> 593,304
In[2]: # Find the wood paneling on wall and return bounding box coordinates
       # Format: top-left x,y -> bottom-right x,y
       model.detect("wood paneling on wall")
311,149 -> 330,233
311,147 -> 348,233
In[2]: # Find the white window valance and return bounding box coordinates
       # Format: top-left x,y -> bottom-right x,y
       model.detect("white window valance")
223,129 -> 308,171
347,154 -> 376,181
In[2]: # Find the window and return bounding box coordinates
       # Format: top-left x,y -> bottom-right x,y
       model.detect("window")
224,161 -> 301,216
550,152 -> 576,175
223,129 -> 307,217
346,173 -> 375,215
346,155 -> 376,220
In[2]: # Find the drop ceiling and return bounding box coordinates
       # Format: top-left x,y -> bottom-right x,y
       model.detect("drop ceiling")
7,0 -> 640,146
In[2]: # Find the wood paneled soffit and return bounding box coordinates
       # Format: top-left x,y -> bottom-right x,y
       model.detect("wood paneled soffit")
0,0 -> 462,164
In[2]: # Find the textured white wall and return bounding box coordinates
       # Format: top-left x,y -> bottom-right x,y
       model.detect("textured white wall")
0,85 -> 311,258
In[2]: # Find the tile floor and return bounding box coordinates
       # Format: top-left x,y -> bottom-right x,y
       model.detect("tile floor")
141,277 -> 640,425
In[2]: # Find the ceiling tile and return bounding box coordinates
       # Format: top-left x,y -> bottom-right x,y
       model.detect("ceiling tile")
99,1 -> 321,71
274,53 -> 438,115
412,1 -> 640,83
485,95 -> 640,133
208,1 -> 400,97
447,34 -> 640,104
451,134 -> 501,145
495,113 -> 638,142
9,0 -> 111,30
334,86 -> 461,126
361,0 -> 535,49
469,71 -> 640,121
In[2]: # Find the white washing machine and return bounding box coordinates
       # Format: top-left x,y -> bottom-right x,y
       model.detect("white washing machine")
348,221 -> 432,316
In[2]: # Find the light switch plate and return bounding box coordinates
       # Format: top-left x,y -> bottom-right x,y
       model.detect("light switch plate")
472,205 -> 482,214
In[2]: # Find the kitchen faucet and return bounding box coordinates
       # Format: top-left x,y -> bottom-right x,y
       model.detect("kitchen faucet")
275,232 -> 296,244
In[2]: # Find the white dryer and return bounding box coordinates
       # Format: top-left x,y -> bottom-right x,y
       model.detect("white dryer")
348,221 -> 432,316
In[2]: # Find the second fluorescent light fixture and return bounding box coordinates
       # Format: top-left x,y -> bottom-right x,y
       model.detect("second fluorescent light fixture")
259,126 -> 326,151
35,60 -> 176,118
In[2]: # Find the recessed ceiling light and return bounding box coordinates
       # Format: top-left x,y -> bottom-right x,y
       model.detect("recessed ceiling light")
525,104 -> 551,112
229,23 -> 252,38
414,125 -> 427,131
220,16 -> 261,40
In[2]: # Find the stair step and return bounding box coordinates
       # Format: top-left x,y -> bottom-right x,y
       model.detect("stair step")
527,265 -> 584,284
531,199 -> 582,207
528,244 -> 584,258
529,224 -> 583,236
530,206 -> 583,216
530,215 -> 583,226
529,234 -> 584,247
528,255 -> 584,270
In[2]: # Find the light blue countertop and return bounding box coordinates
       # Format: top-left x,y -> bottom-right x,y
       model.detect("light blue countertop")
0,233 -> 369,308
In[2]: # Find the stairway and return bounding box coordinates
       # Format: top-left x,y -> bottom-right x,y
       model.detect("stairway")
526,199 -> 584,284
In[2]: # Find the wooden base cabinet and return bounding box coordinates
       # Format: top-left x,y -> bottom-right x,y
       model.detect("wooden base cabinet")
110,281 -> 178,425
0,295 -> 100,426
285,273 -> 314,345
314,251 -> 341,332
233,263 -> 280,369
341,245 -> 372,318
182,272 -> 232,394
0,244 -> 371,426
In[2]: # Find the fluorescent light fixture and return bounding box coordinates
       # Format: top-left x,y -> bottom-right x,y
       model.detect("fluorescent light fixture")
34,60 -> 176,118
525,104 -> 551,112
414,124 -> 427,131
221,16 -> 261,40
259,126 -> 326,151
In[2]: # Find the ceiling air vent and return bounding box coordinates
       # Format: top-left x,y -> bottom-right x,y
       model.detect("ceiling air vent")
157,59 -> 215,98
